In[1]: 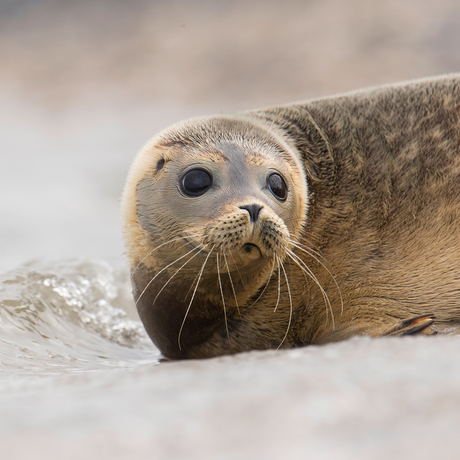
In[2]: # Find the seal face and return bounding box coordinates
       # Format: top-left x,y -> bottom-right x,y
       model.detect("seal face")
122,74 -> 460,359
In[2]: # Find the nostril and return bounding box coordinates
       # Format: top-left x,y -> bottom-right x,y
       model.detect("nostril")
239,204 -> 263,223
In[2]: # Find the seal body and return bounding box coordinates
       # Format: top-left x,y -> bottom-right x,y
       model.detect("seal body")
122,74 -> 460,359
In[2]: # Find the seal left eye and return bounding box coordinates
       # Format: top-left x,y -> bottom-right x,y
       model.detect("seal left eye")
268,173 -> 287,201
181,169 -> 213,196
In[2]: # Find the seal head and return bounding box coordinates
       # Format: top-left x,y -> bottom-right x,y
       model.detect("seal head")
122,116 -> 308,359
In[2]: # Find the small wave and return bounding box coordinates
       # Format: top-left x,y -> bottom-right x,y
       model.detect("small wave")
0,258 -> 160,377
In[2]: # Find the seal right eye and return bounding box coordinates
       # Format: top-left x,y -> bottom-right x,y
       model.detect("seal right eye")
181,169 -> 213,196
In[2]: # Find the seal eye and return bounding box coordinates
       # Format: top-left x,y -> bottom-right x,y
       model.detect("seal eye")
181,169 -> 213,196
268,173 -> 287,201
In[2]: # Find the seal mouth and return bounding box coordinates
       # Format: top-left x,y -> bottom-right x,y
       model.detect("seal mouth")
182,236 -> 262,258
241,243 -> 261,255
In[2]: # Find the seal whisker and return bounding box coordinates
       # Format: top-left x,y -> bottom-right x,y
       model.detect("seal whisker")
282,227 -> 333,267
150,243 -> 208,308
298,231 -> 338,260
291,238 -> 329,264
287,249 -> 334,326
248,253 -> 277,309
132,236 -> 190,277
132,233 -> 204,277
285,246 -> 310,288
277,256 -> 293,349
182,244 -> 213,301
228,249 -> 246,289
178,246 -> 215,351
291,241 -> 344,315
135,243 -> 203,307
216,252 -> 230,342
274,256 -> 281,313
286,249 -> 335,327
286,248 -> 335,329
223,252 -> 241,317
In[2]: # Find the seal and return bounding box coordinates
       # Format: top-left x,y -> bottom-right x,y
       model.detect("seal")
122,74 -> 460,360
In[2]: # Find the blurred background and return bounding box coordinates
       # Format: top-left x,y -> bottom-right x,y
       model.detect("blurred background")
1,0 -> 459,271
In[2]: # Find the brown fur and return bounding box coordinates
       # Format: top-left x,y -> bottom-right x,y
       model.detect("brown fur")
122,74 -> 460,359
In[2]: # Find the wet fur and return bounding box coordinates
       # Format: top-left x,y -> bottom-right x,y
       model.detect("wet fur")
122,74 -> 460,359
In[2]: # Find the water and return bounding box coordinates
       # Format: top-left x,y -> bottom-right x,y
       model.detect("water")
0,258 -> 159,382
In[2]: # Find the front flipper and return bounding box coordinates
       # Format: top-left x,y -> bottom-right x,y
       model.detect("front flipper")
377,313 -> 437,336
315,313 -> 437,344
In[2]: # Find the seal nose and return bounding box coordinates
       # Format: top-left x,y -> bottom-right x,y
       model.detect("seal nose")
239,204 -> 263,223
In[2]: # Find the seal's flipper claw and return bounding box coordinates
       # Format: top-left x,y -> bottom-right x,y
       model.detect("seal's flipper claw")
385,313 -> 437,336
